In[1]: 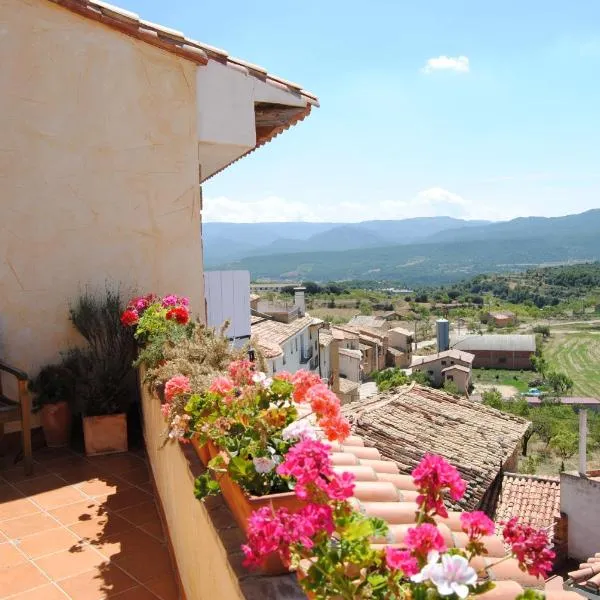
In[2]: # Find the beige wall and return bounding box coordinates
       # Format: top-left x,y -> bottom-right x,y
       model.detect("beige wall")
140,373 -> 245,600
0,0 -> 204,375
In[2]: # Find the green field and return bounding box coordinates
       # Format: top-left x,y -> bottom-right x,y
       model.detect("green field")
544,332 -> 600,397
471,368 -> 531,393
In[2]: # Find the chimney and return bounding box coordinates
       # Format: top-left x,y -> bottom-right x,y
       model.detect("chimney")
331,331 -> 343,395
294,287 -> 306,317
579,409 -> 588,476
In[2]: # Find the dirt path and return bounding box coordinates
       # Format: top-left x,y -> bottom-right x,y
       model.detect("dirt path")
472,383 -> 520,399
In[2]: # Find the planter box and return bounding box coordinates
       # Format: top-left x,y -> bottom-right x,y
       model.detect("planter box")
190,436 -> 211,466
83,413 -> 128,456
40,401 -> 72,447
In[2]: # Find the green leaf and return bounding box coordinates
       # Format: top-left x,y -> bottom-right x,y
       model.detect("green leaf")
194,474 -> 220,500
228,455 -> 253,481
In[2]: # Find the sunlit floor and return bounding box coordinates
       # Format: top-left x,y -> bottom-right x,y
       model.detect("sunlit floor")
0,446 -> 178,599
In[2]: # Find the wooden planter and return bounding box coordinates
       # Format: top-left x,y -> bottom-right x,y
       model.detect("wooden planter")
190,436 -> 211,466
83,413 -> 128,456
40,401 -> 71,447
190,440 -> 304,575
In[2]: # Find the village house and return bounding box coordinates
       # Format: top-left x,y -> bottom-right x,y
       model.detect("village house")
250,289 -> 322,375
341,383 -> 531,510
1,0 -> 318,381
486,310 -> 517,328
387,326 -> 413,368
411,349 -> 475,394
451,334 -> 536,369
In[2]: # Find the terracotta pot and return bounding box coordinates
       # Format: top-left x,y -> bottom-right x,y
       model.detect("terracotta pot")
190,436 -> 211,466
40,401 -> 71,447
83,413 -> 128,456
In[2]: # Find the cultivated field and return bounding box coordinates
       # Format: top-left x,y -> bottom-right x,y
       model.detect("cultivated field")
544,331 -> 600,397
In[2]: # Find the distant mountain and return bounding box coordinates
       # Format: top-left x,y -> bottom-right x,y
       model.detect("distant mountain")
421,209 -> 600,244
220,230 -> 600,286
202,216 -> 489,265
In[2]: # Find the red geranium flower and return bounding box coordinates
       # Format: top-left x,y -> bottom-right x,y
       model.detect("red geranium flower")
166,306 -> 189,325
120,309 -> 139,327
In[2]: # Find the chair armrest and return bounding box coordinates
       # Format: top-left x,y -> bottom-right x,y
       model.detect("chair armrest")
0,360 -> 29,381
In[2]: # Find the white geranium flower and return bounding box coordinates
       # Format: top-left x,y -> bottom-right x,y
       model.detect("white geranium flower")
281,420 -> 318,442
412,552 -> 477,599
252,456 -> 276,474
252,372 -> 272,388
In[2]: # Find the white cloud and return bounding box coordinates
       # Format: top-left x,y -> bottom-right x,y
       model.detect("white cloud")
422,55 -> 470,74
203,187 -> 502,223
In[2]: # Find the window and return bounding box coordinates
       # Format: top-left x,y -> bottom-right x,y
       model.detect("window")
450,361 -> 455,365
428,370 -> 434,376
295,339 -> 298,352
499,356 -> 507,364
447,375 -> 454,381
441,360 -> 447,366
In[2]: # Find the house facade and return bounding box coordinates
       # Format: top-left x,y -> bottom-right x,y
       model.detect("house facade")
411,349 -> 474,393
0,0 -> 317,377
451,335 -> 536,369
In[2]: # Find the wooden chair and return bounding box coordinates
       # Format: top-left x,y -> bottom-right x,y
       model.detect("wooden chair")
0,360 -> 33,474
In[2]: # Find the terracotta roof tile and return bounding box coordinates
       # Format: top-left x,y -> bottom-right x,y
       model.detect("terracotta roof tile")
325,433 -> 565,597
493,473 -> 561,537
341,384 -> 530,510
567,553 -> 600,594
251,315 -> 316,359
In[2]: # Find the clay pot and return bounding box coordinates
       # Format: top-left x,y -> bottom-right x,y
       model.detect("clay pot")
40,401 -> 71,447
83,413 -> 128,456
191,436 -> 211,466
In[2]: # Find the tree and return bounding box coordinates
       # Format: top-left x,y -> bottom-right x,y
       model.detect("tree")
530,355 -> 548,379
410,370 -> 433,387
550,432 -> 578,459
533,325 -> 551,338
482,388 -> 503,410
443,380 -> 460,395
547,371 -> 574,398
359,301 -> 372,315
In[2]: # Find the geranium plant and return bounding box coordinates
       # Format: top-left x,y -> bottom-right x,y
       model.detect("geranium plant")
243,446 -> 555,599
181,363 -> 351,499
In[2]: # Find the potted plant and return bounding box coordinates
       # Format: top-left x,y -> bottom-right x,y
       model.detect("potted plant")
66,287 -> 138,456
29,364 -> 75,447
243,448 -> 556,597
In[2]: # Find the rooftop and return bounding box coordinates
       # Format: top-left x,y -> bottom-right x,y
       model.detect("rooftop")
411,349 -> 475,367
441,364 -> 472,374
251,314 -> 316,358
493,472 -> 561,538
318,329 -> 333,347
389,327 -> 413,337
347,316 -> 387,329
338,379 -> 360,394
341,384 -> 531,510
452,334 -> 537,353
566,552 -> 600,597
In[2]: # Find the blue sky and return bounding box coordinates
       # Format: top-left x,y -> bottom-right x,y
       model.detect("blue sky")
121,0 -> 600,222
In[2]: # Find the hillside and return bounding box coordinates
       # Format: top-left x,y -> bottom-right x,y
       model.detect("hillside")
221,233 -> 600,285
202,216 -> 488,265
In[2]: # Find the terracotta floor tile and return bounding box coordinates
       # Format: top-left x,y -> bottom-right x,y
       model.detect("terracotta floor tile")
29,486 -> 88,510
137,520 -> 164,542
0,491 -> 40,521
117,501 -> 158,526
76,476 -> 131,498
92,527 -> 157,560
49,499 -> 106,526
117,466 -> 150,487
68,513 -> 134,543
100,487 -> 151,511
89,454 -> 147,476
0,561 -> 49,596
15,474 -> 69,496
0,541 -> 28,567
56,465 -> 105,485
34,546 -> 108,581
57,566 -> 138,599
144,573 -> 179,600
0,465 -> 49,484
17,526 -> 80,559
0,511 -> 59,539
111,587 -> 158,600
33,448 -> 77,464
8,583 -> 69,600
113,543 -> 171,583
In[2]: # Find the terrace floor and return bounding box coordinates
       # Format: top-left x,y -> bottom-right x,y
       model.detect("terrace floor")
0,446 -> 178,600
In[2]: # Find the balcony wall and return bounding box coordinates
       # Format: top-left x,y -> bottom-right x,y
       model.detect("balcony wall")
139,371 -> 305,600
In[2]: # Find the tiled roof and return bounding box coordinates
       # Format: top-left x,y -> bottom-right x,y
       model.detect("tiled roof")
493,473 -> 561,538
390,327 -> 413,337
566,552 -> 600,596
412,349 -> 475,367
338,379 -> 360,394
339,347 -> 361,359
251,315 -> 316,358
318,330 -> 333,347
347,316 -> 387,329
325,434 -> 580,599
452,335 -> 536,353
48,0 -> 318,107
331,325 -> 360,340
341,384 -> 530,510
442,364 -> 471,374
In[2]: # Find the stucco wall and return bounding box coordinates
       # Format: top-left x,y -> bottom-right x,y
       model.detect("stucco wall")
560,472 -> 600,561
139,375 -> 246,600
0,0 -> 204,376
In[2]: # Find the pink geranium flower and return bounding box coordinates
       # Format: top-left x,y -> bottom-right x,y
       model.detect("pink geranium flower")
164,375 -> 191,403
227,360 -> 254,386
208,376 -> 234,396
404,523 -> 447,561
460,511 -> 495,540
291,370 -> 323,403
385,547 -> 419,576
502,517 -> 555,579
